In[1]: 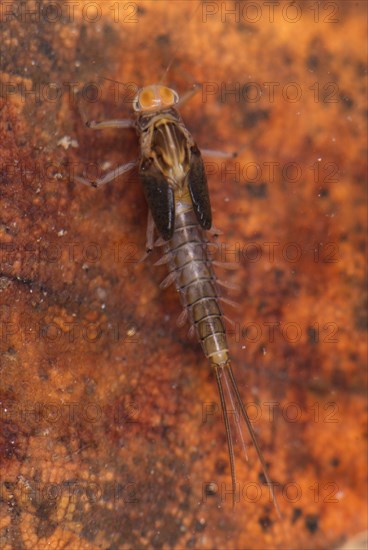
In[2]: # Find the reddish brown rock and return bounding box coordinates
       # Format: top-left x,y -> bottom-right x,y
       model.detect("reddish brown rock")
0,1 -> 366,548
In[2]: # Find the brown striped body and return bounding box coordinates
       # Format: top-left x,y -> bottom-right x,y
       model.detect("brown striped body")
137,99 -> 279,511
137,106 -> 230,365
78,81 -> 279,511
165,208 -> 230,367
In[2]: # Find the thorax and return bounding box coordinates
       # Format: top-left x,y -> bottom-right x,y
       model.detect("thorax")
137,108 -> 194,190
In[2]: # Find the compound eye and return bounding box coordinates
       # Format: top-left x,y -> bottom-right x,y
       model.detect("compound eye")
139,89 -> 155,110
160,87 -> 179,107
159,86 -> 175,105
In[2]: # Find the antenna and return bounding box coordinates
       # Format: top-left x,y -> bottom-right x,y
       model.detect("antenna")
158,0 -> 203,84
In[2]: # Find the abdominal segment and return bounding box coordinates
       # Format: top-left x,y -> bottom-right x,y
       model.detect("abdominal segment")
164,209 -> 229,366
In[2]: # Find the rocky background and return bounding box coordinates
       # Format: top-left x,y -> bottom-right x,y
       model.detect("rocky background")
0,1 -> 367,548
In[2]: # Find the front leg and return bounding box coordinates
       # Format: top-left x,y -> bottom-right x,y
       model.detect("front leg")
85,118 -> 136,130
75,88 -> 136,130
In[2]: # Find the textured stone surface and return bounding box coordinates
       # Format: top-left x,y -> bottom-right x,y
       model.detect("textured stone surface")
0,1 -> 367,548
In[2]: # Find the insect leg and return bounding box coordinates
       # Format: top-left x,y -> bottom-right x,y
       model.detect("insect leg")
74,88 -> 135,129
200,149 -> 237,159
75,160 -> 138,189
74,91 -> 135,130
139,211 -> 156,262
85,119 -> 135,130
145,210 -> 155,253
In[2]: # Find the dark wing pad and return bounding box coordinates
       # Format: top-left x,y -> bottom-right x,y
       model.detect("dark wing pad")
140,158 -> 175,240
188,145 -> 212,230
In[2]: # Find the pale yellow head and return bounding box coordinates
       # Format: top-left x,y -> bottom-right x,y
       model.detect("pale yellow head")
133,84 -> 179,113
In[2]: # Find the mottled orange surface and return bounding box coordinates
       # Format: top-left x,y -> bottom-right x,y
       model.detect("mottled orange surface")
0,1 -> 367,549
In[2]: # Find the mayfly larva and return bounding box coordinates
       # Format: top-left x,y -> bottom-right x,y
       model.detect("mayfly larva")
75,4 -> 280,509
75,79 -> 280,515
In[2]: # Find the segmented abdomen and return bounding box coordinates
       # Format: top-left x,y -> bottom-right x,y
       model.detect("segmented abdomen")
165,209 -> 229,367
